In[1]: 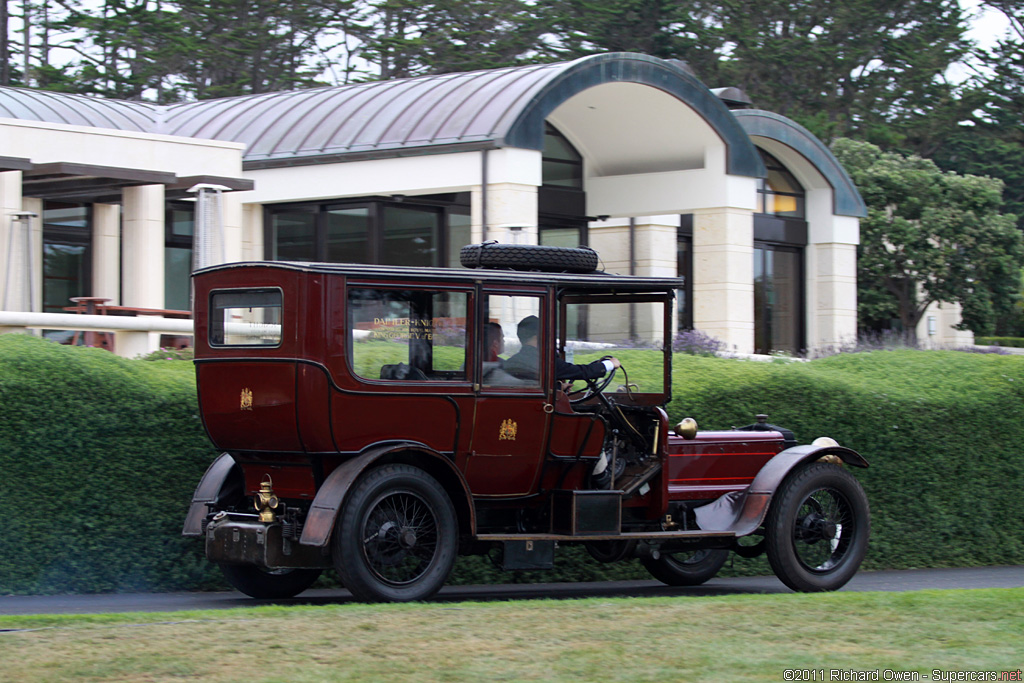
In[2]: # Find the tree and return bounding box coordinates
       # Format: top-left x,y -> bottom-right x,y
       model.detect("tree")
542,0 -> 721,74
705,0 -> 971,143
832,138 -> 1024,338
355,0 -> 545,79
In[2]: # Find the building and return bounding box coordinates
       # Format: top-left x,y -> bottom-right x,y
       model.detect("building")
0,52 -> 919,357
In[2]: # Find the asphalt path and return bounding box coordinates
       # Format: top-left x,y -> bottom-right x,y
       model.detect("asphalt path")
1,565 -> 1021,616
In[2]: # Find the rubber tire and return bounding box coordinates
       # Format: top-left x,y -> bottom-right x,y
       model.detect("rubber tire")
219,564 -> 322,599
641,548 -> 729,586
460,243 -> 599,273
765,462 -> 870,592
332,464 -> 458,603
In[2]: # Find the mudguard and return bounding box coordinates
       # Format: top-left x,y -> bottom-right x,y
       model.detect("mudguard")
694,443 -> 868,536
299,442 -> 475,547
182,453 -> 237,537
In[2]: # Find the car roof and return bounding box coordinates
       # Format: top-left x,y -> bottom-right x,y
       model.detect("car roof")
195,261 -> 685,293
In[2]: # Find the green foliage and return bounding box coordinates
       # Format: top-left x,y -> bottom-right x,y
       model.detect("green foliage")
0,334 -> 219,594
2,335 -> 1022,594
666,350 -> 1024,572
975,336 -> 1024,348
832,138 -> 1024,337
137,347 -> 195,362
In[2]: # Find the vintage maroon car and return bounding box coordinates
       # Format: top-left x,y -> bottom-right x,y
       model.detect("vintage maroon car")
183,245 -> 870,602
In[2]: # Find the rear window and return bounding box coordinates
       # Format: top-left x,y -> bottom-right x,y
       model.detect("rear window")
209,288 -> 283,347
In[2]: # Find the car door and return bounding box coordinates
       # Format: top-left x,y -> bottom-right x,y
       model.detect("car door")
465,290 -> 553,497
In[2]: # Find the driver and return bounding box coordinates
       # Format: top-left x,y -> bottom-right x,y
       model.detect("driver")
504,315 -> 620,382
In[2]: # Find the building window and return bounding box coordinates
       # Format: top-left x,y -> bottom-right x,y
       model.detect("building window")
753,149 -> 807,355
757,150 -> 805,219
265,195 -> 468,267
42,202 -> 91,315
542,122 -> 583,189
754,244 -> 803,355
540,122 -> 587,247
165,203 -> 194,311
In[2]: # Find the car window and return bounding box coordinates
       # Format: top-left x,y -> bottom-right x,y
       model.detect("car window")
209,288 -> 282,347
482,294 -> 541,388
349,287 -> 468,382
560,300 -> 666,395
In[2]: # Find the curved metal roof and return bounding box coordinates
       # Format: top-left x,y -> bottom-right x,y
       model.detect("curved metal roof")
163,53 -> 763,176
0,86 -> 157,131
734,110 -> 866,217
0,54 -> 764,177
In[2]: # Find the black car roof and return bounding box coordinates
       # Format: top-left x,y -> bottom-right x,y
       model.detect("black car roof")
195,261 -> 685,293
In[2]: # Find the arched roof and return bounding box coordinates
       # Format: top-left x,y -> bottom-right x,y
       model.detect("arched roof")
733,109 -> 866,217
0,54 -> 764,177
0,86 -> 157,131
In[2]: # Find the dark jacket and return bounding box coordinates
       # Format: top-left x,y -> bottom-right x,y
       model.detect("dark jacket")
504,344 -> 609,381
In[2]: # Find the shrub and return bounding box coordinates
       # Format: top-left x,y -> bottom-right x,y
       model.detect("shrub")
976,336 -> 1024,348
0,334 -> 219,593
1,335 -> 1022,594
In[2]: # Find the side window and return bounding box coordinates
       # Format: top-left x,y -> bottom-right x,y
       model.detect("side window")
349,288 -> 468,382
482,294 -> 541,388
209,288 -> 282,347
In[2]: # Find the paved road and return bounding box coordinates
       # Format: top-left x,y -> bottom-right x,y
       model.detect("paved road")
1,565 -> 1021,616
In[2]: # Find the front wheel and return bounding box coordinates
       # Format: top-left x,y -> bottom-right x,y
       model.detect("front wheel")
641,548 -> 729,586
219,564 -> 322,599
765,462 -> 870,592
332,464 -> 458,603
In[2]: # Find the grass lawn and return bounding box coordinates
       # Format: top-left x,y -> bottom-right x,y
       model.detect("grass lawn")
1,588 -> 1021,682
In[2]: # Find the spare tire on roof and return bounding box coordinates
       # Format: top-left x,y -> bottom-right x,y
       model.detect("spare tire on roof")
460,242 -> 599,273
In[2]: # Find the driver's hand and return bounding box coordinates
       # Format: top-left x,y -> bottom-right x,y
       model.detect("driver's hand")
559,380 -> 574,392
608,357 -> 621,369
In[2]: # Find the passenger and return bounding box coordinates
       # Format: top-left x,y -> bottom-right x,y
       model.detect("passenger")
484,321 -> 505,363
504,315 -> 620,382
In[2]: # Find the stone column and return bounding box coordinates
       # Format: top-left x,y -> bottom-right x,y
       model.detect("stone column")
0,171 -> 29,332
809,242 -> 857,350
241,203 -> 264,261
22,197 -> 43,315
692,207 -> 755,354
92,203 -> 121,304
120,184 -> 165,355
471,182 -> 539,247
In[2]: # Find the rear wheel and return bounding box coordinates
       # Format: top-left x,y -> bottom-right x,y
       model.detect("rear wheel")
332,464 -> 458,602
642,548 -> 729,586
765,462 -> 870,592
219,564 -> 322,599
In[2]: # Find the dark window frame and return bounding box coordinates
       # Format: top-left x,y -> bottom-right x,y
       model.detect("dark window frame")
42,201 -> 93,314
263,195 -> 470,267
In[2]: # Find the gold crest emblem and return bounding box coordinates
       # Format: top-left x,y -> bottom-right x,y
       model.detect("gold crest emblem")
240,388 -> 253,411
498,418 -> 517,441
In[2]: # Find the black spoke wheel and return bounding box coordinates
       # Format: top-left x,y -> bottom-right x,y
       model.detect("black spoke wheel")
765,462 -> 870,592
219,564 -> 322,599
641,548 -> 729,586
333,464 -> 457,603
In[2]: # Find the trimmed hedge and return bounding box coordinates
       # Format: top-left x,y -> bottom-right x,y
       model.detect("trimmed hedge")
976,336 -> 1024,348
1,334 -> 1022,594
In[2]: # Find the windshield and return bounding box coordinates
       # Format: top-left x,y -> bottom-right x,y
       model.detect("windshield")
558,295 -> 671,399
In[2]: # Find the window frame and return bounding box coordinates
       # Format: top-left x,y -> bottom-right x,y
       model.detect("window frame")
346,283 -> 474,386
208,286 -> 285,349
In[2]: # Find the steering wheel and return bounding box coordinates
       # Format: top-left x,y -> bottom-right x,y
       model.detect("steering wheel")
566,362 -> 618,404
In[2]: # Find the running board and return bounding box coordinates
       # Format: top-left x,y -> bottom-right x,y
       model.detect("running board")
476,530 -> 736,542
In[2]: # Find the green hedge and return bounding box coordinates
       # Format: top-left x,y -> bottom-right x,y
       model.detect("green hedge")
976,336 -> 1024,348
1,334 -> 1022,594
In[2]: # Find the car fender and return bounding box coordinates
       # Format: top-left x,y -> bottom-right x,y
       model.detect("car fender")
299,442 -> 475,548
694,443 -> 868,536
182,452 -> 237,537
